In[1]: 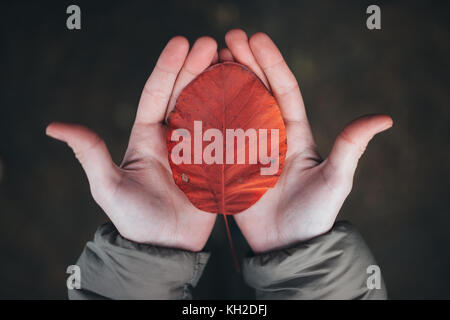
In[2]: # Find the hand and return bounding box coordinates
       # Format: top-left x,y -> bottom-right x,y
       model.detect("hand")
222,29 -> 393,253
46,36 -> 220,251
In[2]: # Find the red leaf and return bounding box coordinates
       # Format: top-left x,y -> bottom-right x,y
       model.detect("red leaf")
167,62 -> 287,215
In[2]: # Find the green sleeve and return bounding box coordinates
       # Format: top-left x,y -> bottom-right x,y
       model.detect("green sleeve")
68,222 -> 210,300
242,221 -> 387,300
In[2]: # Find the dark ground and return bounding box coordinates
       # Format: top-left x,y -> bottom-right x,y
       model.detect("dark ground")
1,0 -> 450,299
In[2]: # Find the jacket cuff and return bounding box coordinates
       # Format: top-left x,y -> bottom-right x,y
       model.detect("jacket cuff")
70,222 -> 210,300
242,221 -> 387,300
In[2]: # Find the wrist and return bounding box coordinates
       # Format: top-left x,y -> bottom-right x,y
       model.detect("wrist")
250,224 -> 334,254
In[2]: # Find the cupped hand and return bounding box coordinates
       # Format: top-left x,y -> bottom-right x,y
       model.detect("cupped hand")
46,36 -> 220,251
222,29 -> 393,253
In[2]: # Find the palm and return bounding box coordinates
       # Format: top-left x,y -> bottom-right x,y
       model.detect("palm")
104,123 -> 215,251
236,122 -> 337,253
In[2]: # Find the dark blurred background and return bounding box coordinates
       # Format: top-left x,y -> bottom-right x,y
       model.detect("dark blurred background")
1,0 -> 449,299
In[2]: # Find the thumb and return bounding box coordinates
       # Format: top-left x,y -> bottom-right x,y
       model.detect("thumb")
325,114 -> 393,183
46,122 -> 120,199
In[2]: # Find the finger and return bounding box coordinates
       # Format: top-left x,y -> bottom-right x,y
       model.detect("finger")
211,51 -> 219,64
249,32 -> 306,123
46,122 -> 120,196
225,29 -> 269,88
218,48 -> 234,62
135,36 -> 189,125
325,114 -> 393,182
165,36 -> 218,120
